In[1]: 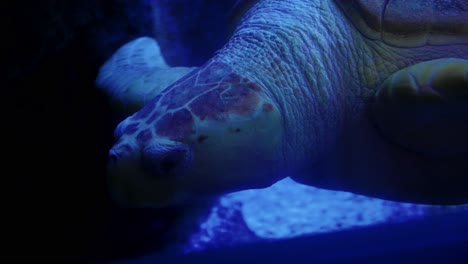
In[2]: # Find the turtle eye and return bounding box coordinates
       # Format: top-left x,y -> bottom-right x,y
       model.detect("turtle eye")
142,140 -> 193,179
159,150 -> 184,174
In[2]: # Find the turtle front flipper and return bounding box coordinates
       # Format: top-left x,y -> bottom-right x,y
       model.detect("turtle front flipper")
96,37 -> 197,115
372,58 -> 468,158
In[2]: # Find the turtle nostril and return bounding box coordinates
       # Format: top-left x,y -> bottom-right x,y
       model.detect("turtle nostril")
109,150 -> 120,163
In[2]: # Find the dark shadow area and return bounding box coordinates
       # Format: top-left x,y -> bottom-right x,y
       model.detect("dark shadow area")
109,209 -> 468,264
4,0 -> 231,261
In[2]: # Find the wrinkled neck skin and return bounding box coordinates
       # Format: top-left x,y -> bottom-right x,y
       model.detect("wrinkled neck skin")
213,0 -> 468,180
214,0 -> 353,177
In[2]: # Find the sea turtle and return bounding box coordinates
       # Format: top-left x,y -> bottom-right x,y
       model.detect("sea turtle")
97,0 -> 468,208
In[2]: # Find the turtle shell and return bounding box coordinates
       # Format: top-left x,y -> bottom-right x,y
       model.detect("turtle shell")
335,0 -> 468,47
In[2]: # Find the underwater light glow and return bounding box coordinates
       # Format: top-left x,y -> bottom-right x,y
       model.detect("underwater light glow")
186,177 -> 468,253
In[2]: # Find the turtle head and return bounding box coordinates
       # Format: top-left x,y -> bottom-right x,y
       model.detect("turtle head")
107,61 -> 283,208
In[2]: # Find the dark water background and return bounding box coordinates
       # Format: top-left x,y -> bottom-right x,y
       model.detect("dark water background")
5,0 -> 468,262
6,0 -> 239,261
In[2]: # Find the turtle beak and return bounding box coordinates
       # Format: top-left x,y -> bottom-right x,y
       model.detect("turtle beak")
107,151 -> 187,209
106,138 -> 195,208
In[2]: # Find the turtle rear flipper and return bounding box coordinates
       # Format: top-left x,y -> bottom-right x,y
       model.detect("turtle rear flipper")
96,37 -> 196,114
372,58 -> 468,158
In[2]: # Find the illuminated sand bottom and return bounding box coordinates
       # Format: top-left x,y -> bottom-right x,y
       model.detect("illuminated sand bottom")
186,177 -> 468,252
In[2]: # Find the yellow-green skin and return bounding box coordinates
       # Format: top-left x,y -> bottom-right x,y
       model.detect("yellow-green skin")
102,0 -> 468,208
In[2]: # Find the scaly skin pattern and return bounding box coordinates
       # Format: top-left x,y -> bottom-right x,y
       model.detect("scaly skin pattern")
108,0 -> 468,207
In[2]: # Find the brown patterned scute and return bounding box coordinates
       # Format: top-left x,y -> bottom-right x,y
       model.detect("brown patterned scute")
156,109 -> 195,141
190,88 -> 231,121
189,83 -> 261,121
136,129 -> 153,145
160,78 -> 217,110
